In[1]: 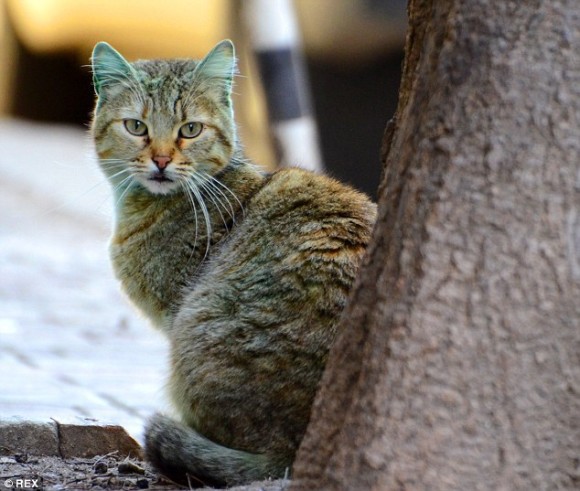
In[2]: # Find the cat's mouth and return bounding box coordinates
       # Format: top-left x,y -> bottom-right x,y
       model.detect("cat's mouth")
149,171 -> 173,183
141,171 -> 180,195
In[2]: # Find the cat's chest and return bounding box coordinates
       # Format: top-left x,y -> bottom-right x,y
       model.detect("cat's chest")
109,211 -> 202,329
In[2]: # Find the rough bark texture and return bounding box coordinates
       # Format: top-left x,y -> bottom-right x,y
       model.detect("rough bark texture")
291,1 -> 580,490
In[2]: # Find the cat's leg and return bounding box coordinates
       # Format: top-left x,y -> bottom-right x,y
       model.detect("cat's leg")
144,413 -> 289,488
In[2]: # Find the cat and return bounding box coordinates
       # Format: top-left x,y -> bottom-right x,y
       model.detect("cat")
91,39 -> 376,488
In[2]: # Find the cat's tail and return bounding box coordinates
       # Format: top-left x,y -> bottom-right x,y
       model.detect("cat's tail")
144,413 -> 289,488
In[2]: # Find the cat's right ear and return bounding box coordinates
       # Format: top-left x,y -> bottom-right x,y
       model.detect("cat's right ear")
193,40 -> 236,101
91,42 -> 136,98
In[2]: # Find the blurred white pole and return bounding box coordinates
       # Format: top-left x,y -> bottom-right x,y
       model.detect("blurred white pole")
241,0 -> 324,172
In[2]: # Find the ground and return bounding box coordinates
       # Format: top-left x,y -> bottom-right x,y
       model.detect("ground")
1,454 -> 288,490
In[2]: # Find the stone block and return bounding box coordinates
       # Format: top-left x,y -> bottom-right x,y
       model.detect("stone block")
0,418 -> 143,459
57,420 -> 143,459
0,418 -> 59,456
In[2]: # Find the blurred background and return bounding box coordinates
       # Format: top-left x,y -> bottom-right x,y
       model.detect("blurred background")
0,0 -> 406,195
0,0 -> 406,440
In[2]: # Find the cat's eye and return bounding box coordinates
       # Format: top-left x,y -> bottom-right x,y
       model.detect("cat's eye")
179,122 -> 203,139
124,119 -> 148,137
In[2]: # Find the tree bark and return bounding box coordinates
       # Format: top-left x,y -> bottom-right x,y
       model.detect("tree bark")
290,0 -> 580,490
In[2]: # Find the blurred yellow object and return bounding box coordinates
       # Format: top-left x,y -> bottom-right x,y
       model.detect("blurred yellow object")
7,0 -> 229,59
5,0 -> 404,62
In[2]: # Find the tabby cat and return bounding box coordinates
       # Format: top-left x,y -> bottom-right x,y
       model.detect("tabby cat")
91,39 -> 376,487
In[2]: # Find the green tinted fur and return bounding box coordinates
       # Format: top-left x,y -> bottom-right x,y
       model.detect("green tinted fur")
91,40 -> 376,488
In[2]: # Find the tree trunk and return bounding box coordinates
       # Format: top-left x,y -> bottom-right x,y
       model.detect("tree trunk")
290,0 -> 580,490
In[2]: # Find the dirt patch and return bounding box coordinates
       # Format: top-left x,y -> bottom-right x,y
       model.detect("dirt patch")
1,453 -> 170,490
0,453 -> 289,491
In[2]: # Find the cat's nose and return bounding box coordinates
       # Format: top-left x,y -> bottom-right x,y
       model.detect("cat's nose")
153,155 -> 172,170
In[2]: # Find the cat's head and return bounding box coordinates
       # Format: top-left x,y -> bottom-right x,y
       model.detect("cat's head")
91,40 -> 236,196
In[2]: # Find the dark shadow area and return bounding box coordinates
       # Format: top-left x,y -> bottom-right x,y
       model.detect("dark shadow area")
308,53 -> 402,198
8,26 -> 94,125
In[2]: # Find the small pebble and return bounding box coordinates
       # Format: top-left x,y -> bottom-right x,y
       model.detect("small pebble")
118,461 -> 145,475
136,478 -> 149,489
94,461 -> 108,474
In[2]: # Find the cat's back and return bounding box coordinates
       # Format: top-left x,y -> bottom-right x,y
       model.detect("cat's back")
191,166 -> 377,300
252,167 -> 376,233
243,167 -> 376,292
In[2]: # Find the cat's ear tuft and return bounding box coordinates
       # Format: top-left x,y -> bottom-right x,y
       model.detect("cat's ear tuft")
194,40 -> 236,97
91,42 -> 136,97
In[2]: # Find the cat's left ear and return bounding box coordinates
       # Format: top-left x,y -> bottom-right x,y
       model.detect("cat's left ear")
193,40 -> 236,100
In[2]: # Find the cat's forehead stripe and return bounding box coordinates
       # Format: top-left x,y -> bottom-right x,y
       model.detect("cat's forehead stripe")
134,59 -> 197,88
132,59 -> 201,113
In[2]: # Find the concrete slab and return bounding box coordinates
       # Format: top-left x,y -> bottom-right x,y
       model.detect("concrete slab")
0,418 -> 143,459
0,418 -> 59,457
0,119 -> 169,443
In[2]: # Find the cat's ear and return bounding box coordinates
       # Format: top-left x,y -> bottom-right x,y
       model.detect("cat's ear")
193,40 -> 236,99
91,42 -> 137,97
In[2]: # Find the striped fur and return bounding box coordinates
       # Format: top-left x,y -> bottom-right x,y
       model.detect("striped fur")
91,40 -> 376,487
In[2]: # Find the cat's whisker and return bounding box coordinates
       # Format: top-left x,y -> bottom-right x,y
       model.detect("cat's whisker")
184,179 -> 212,261
98,160 -> 135,177
190,174 -> 232,231
201,189 -> 230,232
111,172 -> 134,193
201,184 -> 233,229
203,172 -> 245,217
106,167 -> 133,179
99,158 -> 129,164
198,175 -> 237,222
96,165 -> 135,196
112,174 -> 136,209
179,180 -> 201,263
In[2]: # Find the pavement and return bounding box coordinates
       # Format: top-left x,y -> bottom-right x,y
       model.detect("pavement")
0,118 -> 169,444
